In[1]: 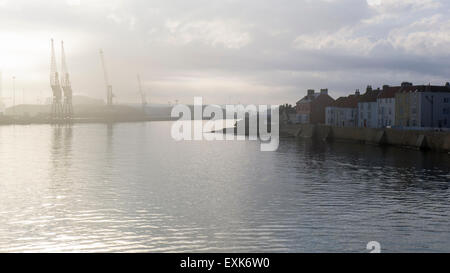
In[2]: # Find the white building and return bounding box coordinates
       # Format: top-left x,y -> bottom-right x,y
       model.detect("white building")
358,87 -> 380,128
326,90 -> 360,127
377,85 -> 401,128
395,85 -> 450,128
420,91 -> 450,128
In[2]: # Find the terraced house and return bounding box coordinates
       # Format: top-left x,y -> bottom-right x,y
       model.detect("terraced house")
395,83 -> 450,129
358,86 -> 380,128
325,90 -> 360,127
296,89 -> 334,124
377,85 -> 402,128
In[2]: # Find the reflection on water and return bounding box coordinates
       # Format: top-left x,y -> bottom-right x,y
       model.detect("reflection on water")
0,122 -> 449,252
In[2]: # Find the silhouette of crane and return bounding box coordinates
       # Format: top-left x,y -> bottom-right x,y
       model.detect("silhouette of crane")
50,38 -> 63,119
61,41 -> 74,119
137,74 -> 147,113
99,49 -> 114,106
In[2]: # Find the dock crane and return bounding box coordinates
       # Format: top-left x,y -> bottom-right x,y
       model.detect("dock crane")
61,41 -> 73,118
137,74 -> 147,113
50,38 -> 63,119
99,49 -> 113,106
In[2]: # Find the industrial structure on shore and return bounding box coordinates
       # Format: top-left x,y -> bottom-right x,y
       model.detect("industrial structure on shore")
45,40 -> 150,122
99,49 -> 114,107
137,74 -> 147,113
61,41 -> 74,119
50,39 -> 73,120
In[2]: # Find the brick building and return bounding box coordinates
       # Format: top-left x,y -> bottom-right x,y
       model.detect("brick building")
296,89 -> 335,124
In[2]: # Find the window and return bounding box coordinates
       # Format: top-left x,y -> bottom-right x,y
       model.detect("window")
444,98 -> 449,103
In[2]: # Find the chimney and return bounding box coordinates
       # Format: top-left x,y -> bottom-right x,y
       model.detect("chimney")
401,82 -> 413,87
366,85 -> 372,92
355,89 -> 360,96
383,85 -> 389,91
307,89 -> 315,98
320,88 -> 328,95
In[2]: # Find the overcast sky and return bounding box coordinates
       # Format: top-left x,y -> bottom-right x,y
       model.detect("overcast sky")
1,0 -> 449,105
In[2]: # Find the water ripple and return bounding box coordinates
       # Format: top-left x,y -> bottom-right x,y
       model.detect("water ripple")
0,123 -> 449,252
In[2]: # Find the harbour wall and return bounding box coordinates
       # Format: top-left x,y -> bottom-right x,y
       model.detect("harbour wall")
281,123 -> 450,153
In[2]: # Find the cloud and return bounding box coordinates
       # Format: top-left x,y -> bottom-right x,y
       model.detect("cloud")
292,1 -> 450,69
162,19 -> 252,49
366,0 -> 441,11
388,15 -> 450,56
66,0 -> 80,7
0,0 -> 449,105
293,27 -> 377,55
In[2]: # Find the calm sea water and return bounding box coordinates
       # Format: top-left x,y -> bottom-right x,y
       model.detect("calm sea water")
0,122 -> 449,253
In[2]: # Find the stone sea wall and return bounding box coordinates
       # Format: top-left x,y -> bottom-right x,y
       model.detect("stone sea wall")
281,123 -> 450,152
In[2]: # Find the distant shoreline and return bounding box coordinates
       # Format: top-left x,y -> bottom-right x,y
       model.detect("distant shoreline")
0,116 -> 178,126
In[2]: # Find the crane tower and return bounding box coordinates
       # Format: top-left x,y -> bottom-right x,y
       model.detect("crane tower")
61,41 -> 74,119
99,49 -> 113,106
137,74 -> 147,113
50,38 -> 63,119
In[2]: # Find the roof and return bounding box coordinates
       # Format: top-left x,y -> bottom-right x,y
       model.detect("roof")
379,84 -> 450,98
296,93 -> 320,104
359,89 -> 380,103
331,94 -> 359,108
399,85 -> 450,93
378,86 -> 401,99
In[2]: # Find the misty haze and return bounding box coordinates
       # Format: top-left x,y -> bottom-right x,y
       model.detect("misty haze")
0,0 -> 449,258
